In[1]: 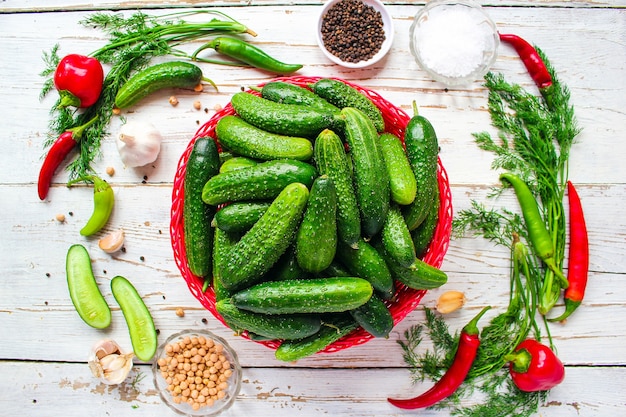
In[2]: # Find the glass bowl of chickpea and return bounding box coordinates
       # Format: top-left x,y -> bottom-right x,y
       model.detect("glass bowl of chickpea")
152,329 -> 242,416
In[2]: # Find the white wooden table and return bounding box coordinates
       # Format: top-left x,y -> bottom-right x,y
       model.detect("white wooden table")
1,1 -> 625,416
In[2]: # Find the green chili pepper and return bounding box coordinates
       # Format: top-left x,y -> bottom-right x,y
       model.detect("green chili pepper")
192,36 -> 303,74
68,175 -> 114,236
499,172 -> 568,289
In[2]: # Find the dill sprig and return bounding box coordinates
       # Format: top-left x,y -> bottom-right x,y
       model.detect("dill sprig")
39,10 -> 255,180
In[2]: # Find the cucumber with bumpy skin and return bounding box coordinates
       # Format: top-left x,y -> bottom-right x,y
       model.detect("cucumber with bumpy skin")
349,293 -> 394,338
216,299 -> 322,340
230,91 -> 338,138
219,182 -> 309,291
202,159 -> 316,206
310,78 -> 385,132
412,185 -> 441,258
183,136 -> 220,277
260,81 -> 341,114
216,115 -> 313,161
380,205 -> 416,268
376,241 -> 448,290
219,156 -> 258,173
295,175 -> 338,273
341,107 -> 390,237
379,132 -> 417,205
313,129 -> 361,248
336,239 -> 395,300
231,277 -> 373,314
212,201 -> 271,234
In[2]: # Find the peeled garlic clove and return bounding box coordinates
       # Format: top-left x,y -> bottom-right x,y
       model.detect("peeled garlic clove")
88,339 -> 134,385
436,290 -> 467,314
98,229 -> 125,254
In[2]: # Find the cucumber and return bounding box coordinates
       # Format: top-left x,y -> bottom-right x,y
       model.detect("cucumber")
115,61 -> 206,109
183,136 -> 220,277
219,182 -> 309,291
275,314 -> 358,362
310,78 -> 385,132
402,106 -> 440,230
65,244 -> 111,329
216,115 -> 313,161
412,185 -> 441,258
313,129 -> 361,247
377,242 -> 448,290
212,201 -> 271,234
267,245 -> 310,281
349,294 -> 394,338
379,132 -> 417,205
336,239 -> 395,300
110,276 -> 157,362
341,107 -> 390,237
219,156 -> 258,173
202,159 -> 317,206
295,175 -> 338,273
230,91 -> 338,138
215,299 -> 322,340
231,277 -> 373,314
260,81 -> 341,114
321,260 -> 353,278
380,205 -> 416,268
212,227 -> 239,302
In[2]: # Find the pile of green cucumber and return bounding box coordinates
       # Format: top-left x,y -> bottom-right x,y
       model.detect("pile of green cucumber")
182,79 -> 447,362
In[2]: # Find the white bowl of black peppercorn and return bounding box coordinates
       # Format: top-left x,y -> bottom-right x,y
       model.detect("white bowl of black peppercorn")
317,0 -> 394,69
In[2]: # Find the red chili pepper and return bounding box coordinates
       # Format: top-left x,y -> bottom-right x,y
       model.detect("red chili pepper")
505,339 -> 565,392
54,54 -> 104,108
549,181 -> 589,322
498,33 -> 554,108
388,306 -> 490,409
37,116 -> 98,200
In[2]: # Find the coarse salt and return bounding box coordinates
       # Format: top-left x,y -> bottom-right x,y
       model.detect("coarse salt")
413,4 -> 496,79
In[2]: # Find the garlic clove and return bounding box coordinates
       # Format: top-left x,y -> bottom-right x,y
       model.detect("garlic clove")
88,339 -> 134,385
98,229 -> 125,254
436,290 -> 467,314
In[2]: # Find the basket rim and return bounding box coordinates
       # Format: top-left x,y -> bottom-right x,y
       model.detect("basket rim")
170,76 -> 453,354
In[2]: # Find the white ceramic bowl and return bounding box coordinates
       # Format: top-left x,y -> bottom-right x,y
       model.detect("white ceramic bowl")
409,0 -> 499,86
317,0 -> 394,68
152,330 -> 242,416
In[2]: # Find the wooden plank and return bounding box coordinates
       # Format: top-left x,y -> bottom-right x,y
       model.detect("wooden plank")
1,361 -> 624,416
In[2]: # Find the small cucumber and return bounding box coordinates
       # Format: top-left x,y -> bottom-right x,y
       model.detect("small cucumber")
349,293 -> 394,338
402,105 -> 439,230
295,175 -> 338,273
310,78 -> 385,132
110,276 -> 157,361
341,107 -> 390,237
377,242 -> 448,290
183,136 -> 220,277
212,227 -> 239,302
216,115 -> 313,161
275,314 -> 358,362
215,299 -> 322,340
313,129 -> 361,247
115,61 -> 207,109
230,91 -> 338,138
379,132 -> 417,205
219,182 -> 309,291
412,185 -> 441,258
65,244 -> 111,329
267,245 -> 310,281
336,239 -> 395,300
231,277 -> 373,314
219,156 -> 258,173
380,205 -> 416,268
212,201 -> 271,234
202,159 -> 317,206
321,260 -> 353,278
260,81 -> 341,114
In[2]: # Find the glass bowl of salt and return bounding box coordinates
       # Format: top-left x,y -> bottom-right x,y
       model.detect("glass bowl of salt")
409,0 -> 499,87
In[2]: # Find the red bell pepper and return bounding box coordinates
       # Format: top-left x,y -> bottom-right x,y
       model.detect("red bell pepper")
505,339 -> 565,392
54,54 -> 104,108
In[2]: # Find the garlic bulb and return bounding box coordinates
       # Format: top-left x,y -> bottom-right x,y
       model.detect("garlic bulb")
88,339 -> 134,385
98,229 -> 125,254
116,120 -> 162,167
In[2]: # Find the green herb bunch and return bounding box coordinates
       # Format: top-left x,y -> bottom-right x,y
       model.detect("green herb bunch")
398,49 -> 580,416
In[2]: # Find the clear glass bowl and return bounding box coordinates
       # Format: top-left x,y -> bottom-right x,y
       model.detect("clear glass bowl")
152,329 -> 242,416
317,0 -> 394,68
409,0 -> 499,86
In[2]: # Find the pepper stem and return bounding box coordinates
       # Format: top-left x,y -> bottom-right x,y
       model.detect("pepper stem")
411,100 -> 419,117
57,90 -> 81,109
463,306 -> 491,336
504,347 -> 532,374
68,116 -> 99,140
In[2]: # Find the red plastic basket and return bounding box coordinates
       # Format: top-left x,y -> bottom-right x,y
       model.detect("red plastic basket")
170,76 -> 453,354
